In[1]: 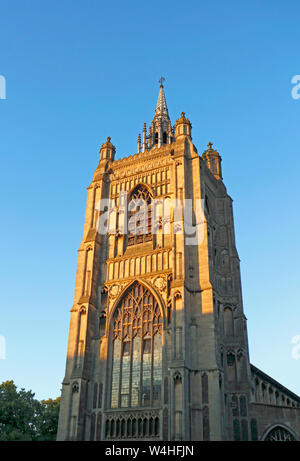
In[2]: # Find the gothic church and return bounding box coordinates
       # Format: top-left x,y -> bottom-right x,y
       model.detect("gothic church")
57,82 -> 300,441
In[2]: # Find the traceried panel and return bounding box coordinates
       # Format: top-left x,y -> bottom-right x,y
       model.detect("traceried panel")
110,282 -> 163,409
264,426 -> 296,441
131,336 -> 141,407
111,339 -> 121,408
128,185 -> 153,246
153,334 -> 162,405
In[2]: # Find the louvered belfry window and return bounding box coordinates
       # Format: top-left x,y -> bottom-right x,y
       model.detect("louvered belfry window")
110,282 -> 163,409
127,185 -> 152,246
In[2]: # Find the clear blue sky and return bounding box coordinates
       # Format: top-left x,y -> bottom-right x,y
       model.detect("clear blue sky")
0,0 -> 299,400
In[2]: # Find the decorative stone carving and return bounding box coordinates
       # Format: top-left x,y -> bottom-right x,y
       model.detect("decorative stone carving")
108,284 -> 121,298
174,222 -> 183,233
153,275 -> 167,292
104,409 -> 160,440
105,409 -> 160,420
173,371 -> 182,382
112,155 -> 171,180
104,281 -> 129,313
237,349 -> 244,361
227,351 -> 236,366
72,382 -> 79,393
174,290 -> 182,299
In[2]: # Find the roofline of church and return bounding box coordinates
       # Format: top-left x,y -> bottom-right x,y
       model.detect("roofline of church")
251,363 -> 300,403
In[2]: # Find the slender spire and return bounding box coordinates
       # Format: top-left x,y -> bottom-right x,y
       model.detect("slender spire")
142,122 -> 147,152
154,77 -> 169,120
137,79 -> 173,152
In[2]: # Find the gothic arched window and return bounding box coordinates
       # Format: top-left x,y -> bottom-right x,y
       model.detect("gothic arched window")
128,185 -> 153,246
264,426 -> 297,441
110,282 -> 163,409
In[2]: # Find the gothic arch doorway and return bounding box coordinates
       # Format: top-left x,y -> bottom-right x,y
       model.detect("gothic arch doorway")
108,281 -> 164,410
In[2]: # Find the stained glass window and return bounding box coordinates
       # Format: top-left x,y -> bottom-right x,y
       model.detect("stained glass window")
110,282 -> 163,409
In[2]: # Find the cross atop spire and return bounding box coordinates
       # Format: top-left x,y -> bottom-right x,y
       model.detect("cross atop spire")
158,76 -> 165,88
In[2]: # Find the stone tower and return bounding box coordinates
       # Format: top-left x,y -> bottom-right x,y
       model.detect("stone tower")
57,82 -> 300,441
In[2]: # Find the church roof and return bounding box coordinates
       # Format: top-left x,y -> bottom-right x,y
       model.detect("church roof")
251,364 -> 300,403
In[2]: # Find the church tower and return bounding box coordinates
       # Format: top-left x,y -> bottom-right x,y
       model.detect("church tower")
56,81 -> 256,441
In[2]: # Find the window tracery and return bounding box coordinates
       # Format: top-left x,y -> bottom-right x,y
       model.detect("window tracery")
110,282 -> 163,410
127,185 -> 153,246
264,426 -> 296,441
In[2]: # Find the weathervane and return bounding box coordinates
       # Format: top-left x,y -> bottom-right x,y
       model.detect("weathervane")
158,76 -> 165,87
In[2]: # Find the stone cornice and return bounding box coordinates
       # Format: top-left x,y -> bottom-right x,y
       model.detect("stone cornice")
111,146 -> 171,169
104,269 -> 172,287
